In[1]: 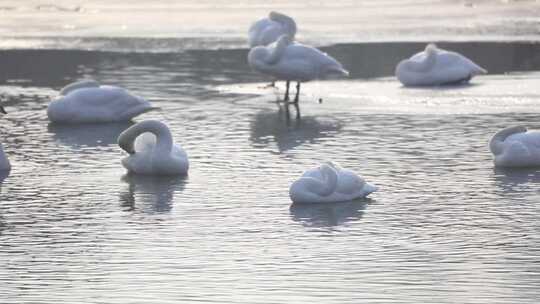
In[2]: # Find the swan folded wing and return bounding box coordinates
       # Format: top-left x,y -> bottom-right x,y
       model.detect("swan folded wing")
272,59 -> 317,81
335,169 -> 366,195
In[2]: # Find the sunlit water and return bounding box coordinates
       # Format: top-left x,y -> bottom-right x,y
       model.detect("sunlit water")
1,28 -> 540,304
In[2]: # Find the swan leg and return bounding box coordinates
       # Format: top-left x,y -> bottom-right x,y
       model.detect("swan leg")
294,82 -> 301,119
283,81 -> 290,102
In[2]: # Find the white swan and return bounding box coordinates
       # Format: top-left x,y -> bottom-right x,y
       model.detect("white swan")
289,162 -> 377,204
248,35 -> 348,118
0,106 -> 10,172
248,11 -> 296,48
489,126 -> 540,168
48,79 -> 155,123
395,43 -> 487,87
118,120 -> 189,175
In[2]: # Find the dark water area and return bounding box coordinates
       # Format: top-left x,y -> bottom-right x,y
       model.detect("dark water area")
1,41 -> 540,91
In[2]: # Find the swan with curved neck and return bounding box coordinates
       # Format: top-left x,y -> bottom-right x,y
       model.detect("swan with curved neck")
489,126 -> 540,168
248,35 -> 348,118
0,106 -> 11,172
395,43 -> 487,87
118,120 -> 189,175
289,162 -> 377,204
48,79 -> 155,123
248,11 -> 297,48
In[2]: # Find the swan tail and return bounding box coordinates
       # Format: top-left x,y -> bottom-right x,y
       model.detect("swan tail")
325,65 -> 349,77
362,183 -> 378,196
489,125 -> 527,155
472,64 -> 487,75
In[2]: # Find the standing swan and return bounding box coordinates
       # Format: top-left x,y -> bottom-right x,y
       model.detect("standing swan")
118,120 -> 189,175
0,106 -> 10,172
48,79 -> 155,123
395,43 -> 487,87
289,162 -> 377,204
248,35 -> 348,118
489,126 -> 540,168
248,11 -> 297,48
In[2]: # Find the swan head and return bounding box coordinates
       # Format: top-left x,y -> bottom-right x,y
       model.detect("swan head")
425,43 -> 438,55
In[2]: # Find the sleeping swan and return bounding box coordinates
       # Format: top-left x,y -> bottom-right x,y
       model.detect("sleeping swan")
395,43 -> 487,87
118,120 -> 189,175
489,126 -> 540,168
0,106 -> 10,172
289,162 -> 377,204
248,11 -> 296,47
48,79 -> 155,123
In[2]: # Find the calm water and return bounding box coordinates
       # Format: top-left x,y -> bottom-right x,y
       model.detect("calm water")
1,0 -> 540,298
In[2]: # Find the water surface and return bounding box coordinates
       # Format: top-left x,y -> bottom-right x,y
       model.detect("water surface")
0,40 -> 540,303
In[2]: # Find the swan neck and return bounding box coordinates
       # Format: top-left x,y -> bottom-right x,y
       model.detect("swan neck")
267,35 -> 290,64
118,120 -> 173,155
489,126 -> 526,155
317,164 -> 338,196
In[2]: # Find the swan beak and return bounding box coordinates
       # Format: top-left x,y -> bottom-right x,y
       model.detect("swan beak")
0,106 -> 6,114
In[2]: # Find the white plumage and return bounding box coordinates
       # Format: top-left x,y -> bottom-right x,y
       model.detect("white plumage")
489,126 -> 540,168
289,162 -> 377,204
118,120 -> 189,176
395,43 -> 487,86
48,80 -> 155,123
248,11 -> 297,47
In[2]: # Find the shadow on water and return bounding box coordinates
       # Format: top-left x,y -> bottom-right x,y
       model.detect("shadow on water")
119,174 -> 188,213
493,167 -> 540,193
249,109 -> 343,152
48,122 -> 133,148
0,169 -> 9,183
289,198 -> 372,228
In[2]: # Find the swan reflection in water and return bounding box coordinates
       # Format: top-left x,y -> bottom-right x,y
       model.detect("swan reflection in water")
493,167 -> 540,194
119,174 -> 187,213
250,109 -> 343,152
289,199 -> 371,228
47,121 -> 133,148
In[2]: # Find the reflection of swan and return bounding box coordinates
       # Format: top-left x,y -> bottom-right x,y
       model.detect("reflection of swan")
290,199 -> 369,228
493,167 -> 540,194
489,126 -> 540,168
248,11 -> 296,47
248,35 -> 348,117
48,121 -> 132,148
118,120 -> 189,175
48,79 -> 155,123
119,174 -> 187,213
0,105 -> 11,172
395,43 -> 486,87
250,110 -> 343,152
289,162 -> 377,204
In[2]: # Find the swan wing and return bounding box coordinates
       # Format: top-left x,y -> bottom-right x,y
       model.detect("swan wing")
335,169 -> 365,195
69,86 -> 153,121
